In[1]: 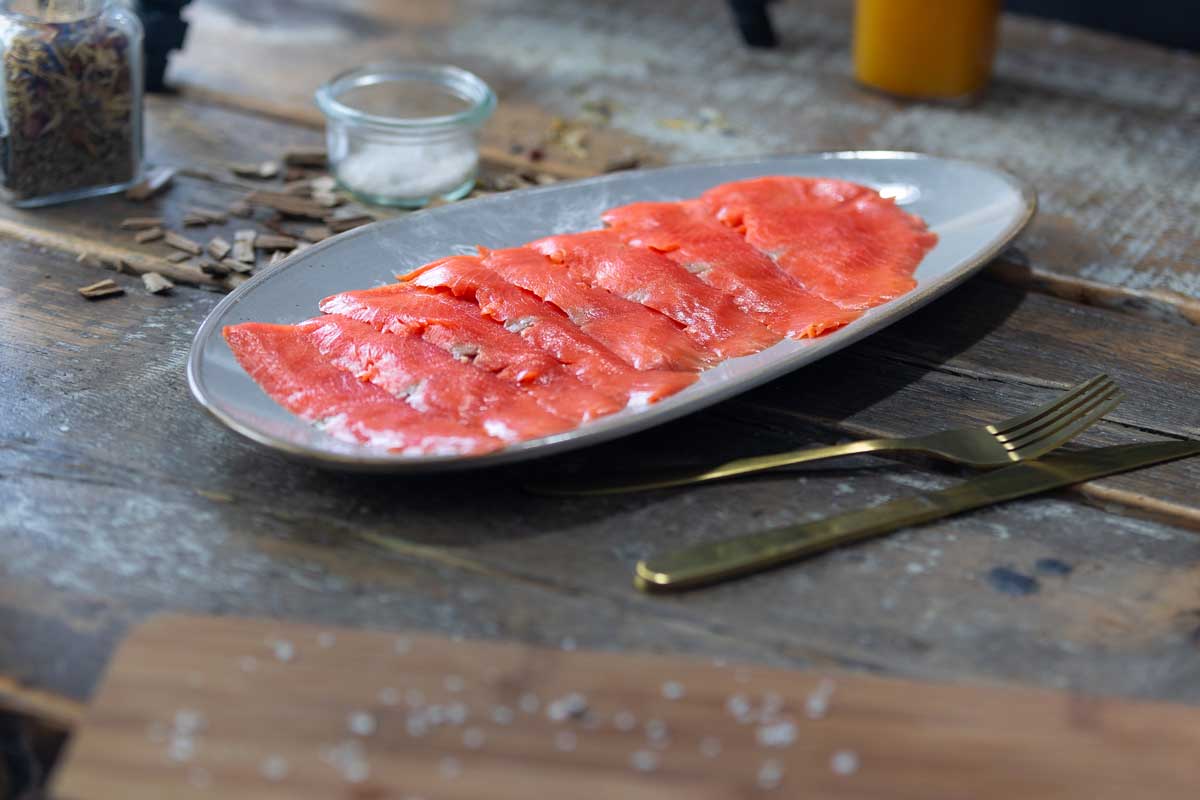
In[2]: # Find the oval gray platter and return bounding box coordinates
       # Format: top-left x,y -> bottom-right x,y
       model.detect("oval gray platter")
188,151 -> 1036,473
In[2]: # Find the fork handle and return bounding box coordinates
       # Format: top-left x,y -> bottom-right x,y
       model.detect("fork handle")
524,437 -> 912,496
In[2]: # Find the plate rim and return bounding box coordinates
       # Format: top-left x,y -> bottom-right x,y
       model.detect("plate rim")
187,150 -> 1037,472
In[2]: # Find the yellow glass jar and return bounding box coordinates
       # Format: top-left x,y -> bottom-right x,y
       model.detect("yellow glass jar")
853,0 -> 1001,101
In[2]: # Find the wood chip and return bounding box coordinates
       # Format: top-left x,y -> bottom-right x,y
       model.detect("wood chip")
254,233 -> 299,251
182,213 -> 209,227
283,166 -> 310,182
225,258 -> 254,275
200,261 -> 232,278
76,252 -> 103,269
312,191 -> 341,208
246,190 -> 327,219
325,215 -> 373,234
119,216 -> 164,230
190,207 -> 228,224
268,250 -> 288,267
206,237 -> 232,260
125,167 -> 176,201
281,178 -> 313,196
142,272 -> 174,294
231,161 -> 280,179
166,251 -> 192,263
282,146 -> 327,168
78,279 -> 124,300
101,256 -> 130,274
164,231 -> 203,255
134,227 -> 164,243
228,199 -> 253,218
232,229 -> 256,263
301,225 -> 332,243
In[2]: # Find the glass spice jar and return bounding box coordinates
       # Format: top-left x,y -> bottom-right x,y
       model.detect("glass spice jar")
0,0 -> 143,207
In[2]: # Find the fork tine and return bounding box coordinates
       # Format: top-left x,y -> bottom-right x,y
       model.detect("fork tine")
1006,390 -> 1124,460
994,377 -> 1116,445
988,374 -> 1111,437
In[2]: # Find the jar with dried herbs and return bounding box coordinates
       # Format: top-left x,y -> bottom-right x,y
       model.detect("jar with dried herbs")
0,0 -> 143,207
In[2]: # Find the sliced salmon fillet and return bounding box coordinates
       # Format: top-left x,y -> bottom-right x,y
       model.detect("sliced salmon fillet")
698,177 -> 937,310
476,245 -> 710,372
320,283 -> 622,423
223,322 -> 502,455
404,255 -> 698,406
602,200 -> 862,339
529,229 -> 781,360
302,315 -> 573,442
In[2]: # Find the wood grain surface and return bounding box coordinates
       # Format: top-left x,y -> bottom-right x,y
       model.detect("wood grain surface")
53,614 -> 1200,800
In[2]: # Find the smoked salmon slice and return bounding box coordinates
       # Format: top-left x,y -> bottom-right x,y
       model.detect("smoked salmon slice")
320,283 -> 622,423
223,321 -> 502,455
602,200 -> 862,339
404,255 -> 698,406
302,315 -> 574,442
477,245 -> 710,371
529,229 -> 782,360
698,177 -> 937,310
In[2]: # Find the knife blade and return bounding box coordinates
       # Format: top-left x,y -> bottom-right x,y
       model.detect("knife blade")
635,440 -> 1200,593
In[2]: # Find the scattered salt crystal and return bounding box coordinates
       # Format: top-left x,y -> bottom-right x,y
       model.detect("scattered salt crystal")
906,562 -> 925,575
761,691 -> 784,718
831,749 -> 860,776
492,706 -> 515,725
757,759 -> 784,790
348,711 -> 377,737
712,658 -> 728,668
444,674 -> 465,693
439,756 -> 462,780
447,702 -> 468,725
167,737 -> 195,763
394,637 -> 413,655
426,706 -> 446,725
260,755 -> 289,781
317,632 -> 337,648
547,692 -> 588,722
322,740 -> 369,784
661,680 -> 685,700
405,689 -> 426,708
612,710 -> 637,731
561,636 -> 577,651
238,655 -> 258,673
555,730 -> 578,752
726,693 -> 752,720
805,679 -> 836,720
344,761 -> 370,784
378,687 -> 400,706
174,709 -> 205,734
462,727 -> 486,749
630,750 -> 659,772
519,693 -> 540,714
644,718 -> 668,743
756,719 -> 797,748
699,737 -> 722,758
406,716 -> 429,737
272,640 -> 295,662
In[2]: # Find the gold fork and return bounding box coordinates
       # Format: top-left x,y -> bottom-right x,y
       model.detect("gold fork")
527,374 -> 1122,496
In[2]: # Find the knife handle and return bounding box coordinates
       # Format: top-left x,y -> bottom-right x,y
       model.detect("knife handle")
635,493 -> 957,592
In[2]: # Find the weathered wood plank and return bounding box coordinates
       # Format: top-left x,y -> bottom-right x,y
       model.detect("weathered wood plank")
3,241 -> 1199,712
165,0 -> 1200,303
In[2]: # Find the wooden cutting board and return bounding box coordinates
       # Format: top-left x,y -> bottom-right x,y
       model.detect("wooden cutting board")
53,615 -> 1200,799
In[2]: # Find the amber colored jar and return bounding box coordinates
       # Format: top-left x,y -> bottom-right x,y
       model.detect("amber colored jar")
852,0 -> 1001,101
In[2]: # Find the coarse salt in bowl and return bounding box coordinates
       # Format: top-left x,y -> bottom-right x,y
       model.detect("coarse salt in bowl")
315,63 -> 496,208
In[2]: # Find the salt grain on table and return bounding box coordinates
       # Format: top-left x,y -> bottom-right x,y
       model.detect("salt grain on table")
348,711 -> 376,736
316,631 -> 336,648
630,749 -> 659,773
260,755 -> 289,781
757,759 -> 784,790
447,701 -> 468,724
831,749 -> 860,776
491,706 -> 515,725
378,687 -> 400,706
547,692 -> 587,721
518,692 -> 540,714
661,680 -> 685,700
612,710 -> 637,731
271,639 -> 295,662
394,637 -> 412,655
756,719 -> 797,748
805,678 -> 836,720
463,727 -> 486,749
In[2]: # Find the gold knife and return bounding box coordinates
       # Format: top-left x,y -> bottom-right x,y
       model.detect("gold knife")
635,440 -> 1200,593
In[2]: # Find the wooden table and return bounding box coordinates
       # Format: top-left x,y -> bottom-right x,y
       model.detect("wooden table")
2,0 -> 1198,792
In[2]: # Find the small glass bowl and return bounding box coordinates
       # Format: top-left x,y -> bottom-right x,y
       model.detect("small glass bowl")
316,63 -> 496,208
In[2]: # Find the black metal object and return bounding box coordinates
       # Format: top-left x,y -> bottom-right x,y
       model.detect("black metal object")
1006,0 -> 1199,50
135,0 -> 192,92
726,0 -> 777,48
